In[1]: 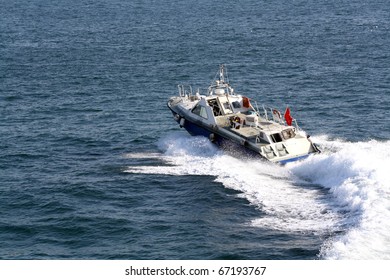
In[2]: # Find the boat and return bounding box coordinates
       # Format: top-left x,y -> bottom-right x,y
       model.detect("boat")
167,65 -> 320,164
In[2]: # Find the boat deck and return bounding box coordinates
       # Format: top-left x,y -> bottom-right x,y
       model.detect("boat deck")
231,126 -> 259,138
215,113 -> 285,141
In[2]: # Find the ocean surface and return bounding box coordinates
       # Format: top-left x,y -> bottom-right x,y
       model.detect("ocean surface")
1,0 -> 390,260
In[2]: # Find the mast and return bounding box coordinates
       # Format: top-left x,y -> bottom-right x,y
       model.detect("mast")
208,64 -> 232,96
219,64 -> 225,82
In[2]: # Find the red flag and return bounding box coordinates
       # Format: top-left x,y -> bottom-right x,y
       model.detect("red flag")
284,107 -> 293,126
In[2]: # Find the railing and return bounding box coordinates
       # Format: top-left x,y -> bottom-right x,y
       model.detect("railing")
177,85 -> 193,97
251,104 -> 302,131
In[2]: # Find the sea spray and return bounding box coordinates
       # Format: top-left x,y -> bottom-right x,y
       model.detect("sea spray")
127,133 -> 340,233
288,137 -> 390,259
125,134 -> 390,259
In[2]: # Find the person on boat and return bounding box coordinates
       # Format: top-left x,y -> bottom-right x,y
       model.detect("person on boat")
230,116 -> 241,129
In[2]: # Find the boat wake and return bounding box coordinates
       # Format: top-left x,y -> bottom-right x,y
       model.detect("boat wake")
288,135 -> 390,259
124,132 -> 390,259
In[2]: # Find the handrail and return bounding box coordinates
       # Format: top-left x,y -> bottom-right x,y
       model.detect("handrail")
178,84 -> 193,97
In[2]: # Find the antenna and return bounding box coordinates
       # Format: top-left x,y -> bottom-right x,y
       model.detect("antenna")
219,64 -> 225,82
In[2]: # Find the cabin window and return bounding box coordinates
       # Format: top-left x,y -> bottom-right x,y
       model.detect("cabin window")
200,107 -> 208,119
223,102 -> 231,110
208,99 -> 222,116
232,101 -> 241,108
192,104 -> 208,119
260,132 -> 269,142
282,128 -> 295,140
270,133 -> 283,143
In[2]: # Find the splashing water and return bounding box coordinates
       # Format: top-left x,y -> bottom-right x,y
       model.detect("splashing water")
288,136 -> 390,259
125,132 -> 390,259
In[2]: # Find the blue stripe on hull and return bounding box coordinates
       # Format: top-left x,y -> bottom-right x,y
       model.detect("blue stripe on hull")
279,154 -> 310,164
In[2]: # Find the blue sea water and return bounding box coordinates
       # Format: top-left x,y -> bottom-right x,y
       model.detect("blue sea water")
1,0 -> 390,259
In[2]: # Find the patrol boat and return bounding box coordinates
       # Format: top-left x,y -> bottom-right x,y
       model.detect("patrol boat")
167,65 -> 320,164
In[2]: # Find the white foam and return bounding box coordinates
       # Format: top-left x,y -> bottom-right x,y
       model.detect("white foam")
288,137 -> 390,259
122,152 -> 162,159
125,133 -> 390,259
125,132 -> 340,234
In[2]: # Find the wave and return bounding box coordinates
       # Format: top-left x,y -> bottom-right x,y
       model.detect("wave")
288,135 -> 390,259
124,132 -> 390,259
